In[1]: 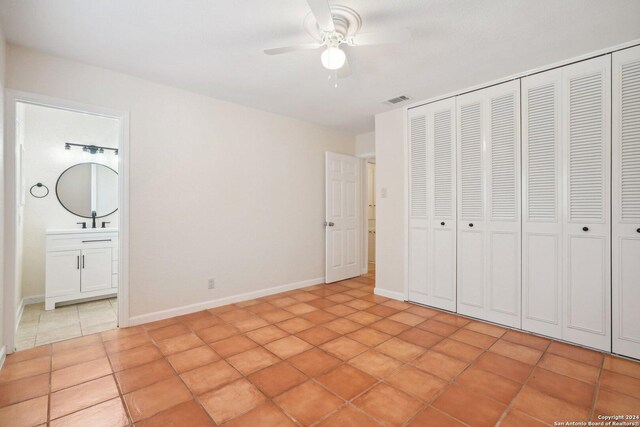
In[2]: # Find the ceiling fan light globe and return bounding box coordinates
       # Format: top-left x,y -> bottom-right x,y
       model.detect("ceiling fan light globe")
321,46 -> 345,70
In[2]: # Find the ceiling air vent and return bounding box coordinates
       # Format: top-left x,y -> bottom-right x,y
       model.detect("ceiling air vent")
385,95 -> 411,105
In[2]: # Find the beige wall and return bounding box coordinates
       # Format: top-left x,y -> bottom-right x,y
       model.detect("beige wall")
19,104 -> 120,299
6,45 -> 355,321
373,109 -> 406,299
355,132 -> 375,157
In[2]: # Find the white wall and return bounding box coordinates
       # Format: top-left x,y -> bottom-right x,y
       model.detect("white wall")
373,109 -> 406,299
0,23 -> 6,356
355,131 -> 375,157
20,104 -> 119,299
6,45 -> 355,320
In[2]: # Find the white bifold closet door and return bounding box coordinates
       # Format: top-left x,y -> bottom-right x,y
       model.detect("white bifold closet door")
522,55 -> 611,351
456,80 -> 521,328
408,97 -> 457,311
613,46 -> 640,359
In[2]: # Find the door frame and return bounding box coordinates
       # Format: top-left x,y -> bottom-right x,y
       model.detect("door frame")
3,90 -> 131,353
356,154 -> 375,275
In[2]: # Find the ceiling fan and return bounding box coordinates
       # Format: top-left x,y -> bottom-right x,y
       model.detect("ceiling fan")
264,0 -> 411,78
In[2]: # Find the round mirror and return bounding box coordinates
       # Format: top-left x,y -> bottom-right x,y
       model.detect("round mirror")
56,163 -> 118,218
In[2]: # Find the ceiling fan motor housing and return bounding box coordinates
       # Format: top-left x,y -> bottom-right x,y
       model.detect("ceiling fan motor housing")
304,5 -> 362,42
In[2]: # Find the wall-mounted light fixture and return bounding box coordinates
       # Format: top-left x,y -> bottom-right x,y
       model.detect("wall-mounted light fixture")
64,143 -> 118,155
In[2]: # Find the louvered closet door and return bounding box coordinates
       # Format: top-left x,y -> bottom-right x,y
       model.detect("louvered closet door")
562,55 -> 611,351
427,98 -> 457,311
613,46 -> 640,359
456,89 -> 486,320
484,81 -> 521,328
456,81 -> 521,327
408,109 -> 429,303
522,69 -> 563,339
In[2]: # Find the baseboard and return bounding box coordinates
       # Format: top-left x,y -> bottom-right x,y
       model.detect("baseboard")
24,294 -> 45,304
15,294 -> 45,331
129,277 -> 325,326
374,287 -> 405,301
0,346 -> 6,371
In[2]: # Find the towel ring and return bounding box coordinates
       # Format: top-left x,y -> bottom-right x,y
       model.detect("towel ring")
30,183 -> 49,198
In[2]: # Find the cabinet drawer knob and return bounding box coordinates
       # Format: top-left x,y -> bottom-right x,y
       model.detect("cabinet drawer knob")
637,228 -> 640,234
469,223 -> 474,227
582,226 -> 589,232
441,222 -> 445,226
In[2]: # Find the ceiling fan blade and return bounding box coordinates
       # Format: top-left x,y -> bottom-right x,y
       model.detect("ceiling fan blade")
338,56 -> 351,79
264,43 -> 322,55
307,0 -> 335,32
349,28 -> 411,46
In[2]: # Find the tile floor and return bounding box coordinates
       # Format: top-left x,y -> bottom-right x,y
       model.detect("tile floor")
16,298 -> 118,350
1,269 -> 640,426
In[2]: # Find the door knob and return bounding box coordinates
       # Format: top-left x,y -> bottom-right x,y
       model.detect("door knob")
440,222 -> 445,226
324,221 -> 335,227
582,227 -> 589,232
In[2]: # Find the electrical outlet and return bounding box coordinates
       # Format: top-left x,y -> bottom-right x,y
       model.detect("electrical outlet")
208,279 -> 215,289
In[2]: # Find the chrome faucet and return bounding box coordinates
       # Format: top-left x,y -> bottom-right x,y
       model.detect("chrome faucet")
91,211 -> 97,229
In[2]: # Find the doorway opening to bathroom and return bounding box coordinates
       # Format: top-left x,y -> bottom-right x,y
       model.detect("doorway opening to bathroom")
4,92 -> 129,352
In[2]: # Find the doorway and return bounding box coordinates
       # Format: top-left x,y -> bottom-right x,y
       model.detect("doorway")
4,92 -> 129,353
366,160 -> 376,274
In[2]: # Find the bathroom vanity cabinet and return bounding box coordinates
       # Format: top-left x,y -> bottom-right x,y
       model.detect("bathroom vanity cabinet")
45,229 -> 118,310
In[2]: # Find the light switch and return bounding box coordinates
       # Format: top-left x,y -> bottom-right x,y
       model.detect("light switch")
381,188 -> 388,198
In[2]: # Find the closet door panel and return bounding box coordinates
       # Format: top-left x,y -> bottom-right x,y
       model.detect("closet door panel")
409,226 -> 429,301
613,45 -> 640,359
429,99 -> 457,311
562,55 -> 611,351
458,230 -> 485,316
488,231 -> 519,321
521,69 -> 563,338
408,111 -> 429,304
457,94 -> 485,318
485,82 -> 521,327
432,228 -> 456,305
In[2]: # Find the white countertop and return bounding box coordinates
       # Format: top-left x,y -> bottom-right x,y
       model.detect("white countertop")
46,228 -> 119,235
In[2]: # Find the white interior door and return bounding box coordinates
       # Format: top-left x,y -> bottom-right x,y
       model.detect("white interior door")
456,81 -> 521,327
368,163 -> 376,263
612,46 -> 640,359
562,55 -> 611,351
522,68 -> 564,339
325,152 -> 360,283
485,81 -> 521,328
457,92 -> 486,320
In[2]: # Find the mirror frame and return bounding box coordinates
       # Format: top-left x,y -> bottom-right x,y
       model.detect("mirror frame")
55,162 -> 119,219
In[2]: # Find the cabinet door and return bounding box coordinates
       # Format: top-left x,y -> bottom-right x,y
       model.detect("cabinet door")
457,91 -> 486,319
485,81 -> 521,328
46,250 -> 81,297
81,247 -> 113,292
408,109 -> 429,303
429,98 -> 457,311
562,55 -> 611,351
613,45 -> 640,359
522,68 -> 563,339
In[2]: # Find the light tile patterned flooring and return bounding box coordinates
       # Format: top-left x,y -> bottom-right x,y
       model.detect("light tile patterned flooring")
16,298 -> 118,350
1,269 -> 639,426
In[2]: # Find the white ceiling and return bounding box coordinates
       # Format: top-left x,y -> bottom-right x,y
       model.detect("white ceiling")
1,0 -> 640,134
